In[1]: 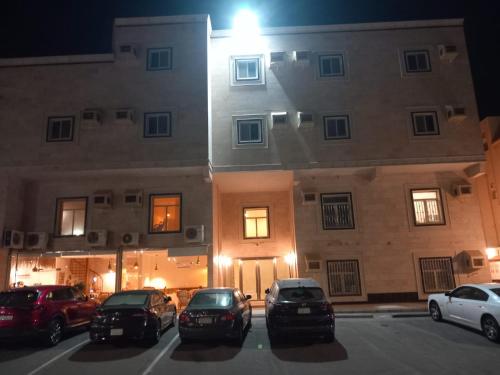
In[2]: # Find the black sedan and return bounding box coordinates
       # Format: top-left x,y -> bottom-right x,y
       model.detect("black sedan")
178,288 -> 252,345
89,290 -> 176,345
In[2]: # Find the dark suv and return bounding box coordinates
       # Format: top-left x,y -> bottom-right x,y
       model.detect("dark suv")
0,285 -> 97,346
265,278 -> 335,343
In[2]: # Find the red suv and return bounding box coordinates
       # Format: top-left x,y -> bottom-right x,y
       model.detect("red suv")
0,285 -> 97,346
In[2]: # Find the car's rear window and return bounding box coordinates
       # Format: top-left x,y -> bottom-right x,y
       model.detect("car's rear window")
490,288 -> 500,297
0,290 -> 39,307
278,287 -> 325,302
189,292 -> 233,308
103,293 -> 148,307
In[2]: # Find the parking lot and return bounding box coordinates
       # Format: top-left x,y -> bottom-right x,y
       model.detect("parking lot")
1,316 -> 499,375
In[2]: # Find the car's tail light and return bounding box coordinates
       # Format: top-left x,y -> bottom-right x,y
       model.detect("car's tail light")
179,312 -> 191,323
320,302 -> 334,314
220,312 -> 236,321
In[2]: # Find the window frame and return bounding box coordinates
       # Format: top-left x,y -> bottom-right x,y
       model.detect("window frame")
235,57 -> 260,82
148,193 -> 182,234
230,55 -> 265,86
232,115 -> 268,149
404,50 -> 431,73
411,111 -> 440,136
143,112 -> 172,138
147,48 -> 173,71
318,54 -> 345,78
243,207 -> 270,240
410,188 -> 446,226
46,116 -> 75,143
419,257 -> 455,294
320,192 -> 355,230
237,119 -> 264,145
323,115 -> 351,140
326,259 -> 362,297
53,197 -> 88,237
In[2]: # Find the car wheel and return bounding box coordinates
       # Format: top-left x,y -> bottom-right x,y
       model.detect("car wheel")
147,320 -> 161,346
45,319 -> 63,347
171,310 -> 177,327
429,301 -> 442,322
482,315 -> 500,342
233,322 -> 244,346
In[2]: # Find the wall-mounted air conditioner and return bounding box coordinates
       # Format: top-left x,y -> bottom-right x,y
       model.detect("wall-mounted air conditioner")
117,44 -> 137,58
301,191 -> 318,205
81,109 -> 103,127
184,225 -> 204,243
121,232 -> 140,247
271,112 -> 288,130
293,50 -> 310,66
114,109 -> 135,124
438,45 -> 458,62
92,191 -> 113,209
3,229 -> 24,249
445,105 -> 467,123
85,230 -> 108,248
298,112 -> 314,128
459,250 -> 485,272
123,190 -> 143,208
270,51 -> 286,67
305,256 -> 322,272
25,232 -> 49,250
453,184 -> 472,197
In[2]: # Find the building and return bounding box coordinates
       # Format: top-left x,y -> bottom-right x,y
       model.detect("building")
0,15 -> 493,304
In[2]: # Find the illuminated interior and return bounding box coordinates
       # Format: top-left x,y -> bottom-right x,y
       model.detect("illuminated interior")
57,198 -> 86,236
244,207 -> 269,238
150,195 -> 181,232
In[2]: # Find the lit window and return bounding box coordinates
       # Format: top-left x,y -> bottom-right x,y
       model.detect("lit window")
56,198 -> 86,236
244,208 -> 269,239
411,189 -> 445,225
319,54 -> 344,77
235,58 -> 260,81
412,112 -> 439,136
147,48 -> 172,70
237,119 -> 263,144
144,112 -> 171,137
324,115 -> 350,140
321,193 -> 354,230
47,117 -> 74,142
150,194 -> 181,233
404,50 -> 431,73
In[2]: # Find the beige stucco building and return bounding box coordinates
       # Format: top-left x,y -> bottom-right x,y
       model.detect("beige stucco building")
0,15 -> 493,304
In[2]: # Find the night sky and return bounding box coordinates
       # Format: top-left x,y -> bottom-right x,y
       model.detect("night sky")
1,0 -> 498,118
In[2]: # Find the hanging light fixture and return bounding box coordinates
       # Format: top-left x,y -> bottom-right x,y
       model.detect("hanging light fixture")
196,256 -> 200,265
107,259 -> 112,273
154,255 -> 158,271
133,260 -> 139,270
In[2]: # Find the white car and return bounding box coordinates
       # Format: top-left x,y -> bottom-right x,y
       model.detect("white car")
428,283 -> 500,342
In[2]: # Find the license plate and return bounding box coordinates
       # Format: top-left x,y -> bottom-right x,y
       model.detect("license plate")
0,315 -> 13,321
198,317 -> 213,325
110,328 -> 123,336
297,307 -> 311,314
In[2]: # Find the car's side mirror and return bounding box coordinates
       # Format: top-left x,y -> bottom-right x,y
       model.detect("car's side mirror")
265,288 -> 270,294
245,294 -> 252,300
444,292 -> 450,297
164,296 -> 172,303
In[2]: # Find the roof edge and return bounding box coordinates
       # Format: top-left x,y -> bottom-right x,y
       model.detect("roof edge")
0,53 -> 115,67
114,14 -> 210,27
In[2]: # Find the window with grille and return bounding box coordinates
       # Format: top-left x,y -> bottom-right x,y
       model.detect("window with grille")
144,112 -> 171,138
47,116 -> 74,142
324,115 -> 351,140
411,112 -> 439,136
327,260 -> 362,296
243,207 -> 269,239
147,48 -> 172,70
321,193 -> 355,230
411,189 -> 445,226
419,257 -> 455,293
404,50 -> 431,73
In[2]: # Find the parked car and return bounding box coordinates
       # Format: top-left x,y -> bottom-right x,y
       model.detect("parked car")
89,289 -> 176,345
0,285 -> 97,346
265,278 -> 335,343
428,283 -> 500,342
178,288 -> 252,345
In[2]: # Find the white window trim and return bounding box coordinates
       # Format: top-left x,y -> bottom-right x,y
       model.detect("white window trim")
398,46 -> 434,77
316,51 -> 349,81
404,50 -> 431,73
323,114 -> 351,140
147,48 -> 172,71
411,111 -> 440,136
232,114 -> 268,149
47,116 -> 75,142
144,112 -> 172,138
230,55 -> 266,86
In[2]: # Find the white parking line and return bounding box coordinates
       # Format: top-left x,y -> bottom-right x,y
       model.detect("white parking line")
141,334 -> 179,375
26,339 -> 90,375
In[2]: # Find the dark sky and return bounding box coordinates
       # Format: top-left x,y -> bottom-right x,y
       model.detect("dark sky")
1,0 -> 499,118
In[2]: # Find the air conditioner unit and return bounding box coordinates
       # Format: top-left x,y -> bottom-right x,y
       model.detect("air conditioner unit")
85,230 -> 108,248
445,105 -> 467,123
25,232 -> 49,250
121,232 -> 140,247
270,112 -> 288,130
81,109 -> 103,127
92,191 -> 113,209
298,112 -> 314,128
460,250 -> 485,271
123,190 -> 143,208
438,44 -> 458,62
301,191 -> 318,205
270,51 -> 286,67
293,50 -> 310,66
453,184 -> 472,197
3,230 -> 24,249
305,256 -> 322,272
184,225 -> 204,243
117,44 -> 137,58
114,109 -> 135,124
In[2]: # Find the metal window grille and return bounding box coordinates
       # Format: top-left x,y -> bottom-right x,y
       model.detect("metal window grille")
321,193 -> 354,229
419,257 -> 455,293
327,260 -> 361,296
412,189 -> 444,225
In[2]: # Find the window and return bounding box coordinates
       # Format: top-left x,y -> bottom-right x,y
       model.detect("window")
48,288 -> 74,301
419,257 -> 455,293
324,115 -> 351,140
55,198 -> 87,236
319,54 -> 345,77
411,189 -> 445,225
243,207 -> 269,239
237,119 -> 263,144
149,194 -> 181,233
47,116 -> 74,142
235,58 -> 260,81
412,112 -> 439,136
327,260 -> 362,297
144,112 -> 171,138
147,48 -> 172,70
404,50 -> 431,73
321,193 -> 355,230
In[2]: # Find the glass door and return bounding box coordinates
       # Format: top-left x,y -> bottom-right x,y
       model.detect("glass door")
236,258 -> 277,300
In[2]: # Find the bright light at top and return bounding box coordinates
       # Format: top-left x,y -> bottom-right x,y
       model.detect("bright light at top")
232,9 -> 260,38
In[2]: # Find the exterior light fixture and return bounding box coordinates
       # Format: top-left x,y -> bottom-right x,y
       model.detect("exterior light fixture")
133,261 -> 139,270
486,247 -> 499,259
107,260 -> 112,273
232,9 -> 260,39
284,252 -> 297,265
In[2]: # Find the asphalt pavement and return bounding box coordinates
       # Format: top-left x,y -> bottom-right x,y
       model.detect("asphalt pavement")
1,316 -> 499,375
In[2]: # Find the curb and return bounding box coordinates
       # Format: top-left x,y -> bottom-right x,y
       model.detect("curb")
253,311 -> 429,318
